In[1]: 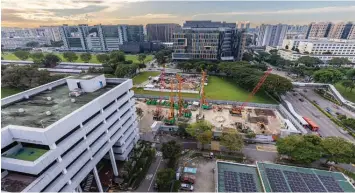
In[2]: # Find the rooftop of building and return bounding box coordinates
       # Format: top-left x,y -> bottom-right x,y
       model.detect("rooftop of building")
183,20 -> 236,28
257,162 -> 355,192
1,83 -> 116,128
3,147 -> 48,161
217,161 -> 263,192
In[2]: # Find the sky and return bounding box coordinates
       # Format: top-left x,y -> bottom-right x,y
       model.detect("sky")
2,1 -> 355,28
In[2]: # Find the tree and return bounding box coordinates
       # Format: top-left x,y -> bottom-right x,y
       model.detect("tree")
26,41 -> 40,48
161,140 -> 182,160
263,74 -> 293,95
297,56 -> 323,67
136,107 -> 143,119
321,137 -> 355,164
138,54 -> 147,64
341,80 -> 354,92
30,52 -> 44,64
256,51 -> 269,62
269,49 -> 278,55
242,52 -> 253,62
161,140 -> 182,168
96,54 -> 110,63
50,40 -> 64,47
42,53 -> 61,67
328,57 -> 351,67
313,69 -> 343,83
177,122 -> 189,137
109,51 -> 126,64
14,50 -> 30,60
156,168 -> 175,192
220,129 -> 244,153
347,69 -> 355,82
1,65 -> 64,89
186,121 -> 213,149
63,52 -> 78,62
80,53 -> 92,63
246,132 -> 256,139
285,45 -> 289,50
276,135 -> 323,164
155,51 -> 166,66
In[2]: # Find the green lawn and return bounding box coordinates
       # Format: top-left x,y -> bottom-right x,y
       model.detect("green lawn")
133,75 -> 276,104
132,71 -> 160,85
2,52 -> 153,64
204,76 -> 276,103
1,87 -> 22,98
4,147 -> 48,161
335,82 -> 355,103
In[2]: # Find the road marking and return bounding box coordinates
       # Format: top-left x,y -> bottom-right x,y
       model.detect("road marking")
256,145 -> 277,152
148,157 -> 162,191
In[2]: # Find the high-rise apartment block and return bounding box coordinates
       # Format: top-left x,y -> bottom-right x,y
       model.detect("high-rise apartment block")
60,24 -> 144,51
146,23 -> 181,42
305,22 -> 332,39
328,22 -> 354,39
257,24 -> 288,47
172,20 -> 245,61
1,75 -> 139,192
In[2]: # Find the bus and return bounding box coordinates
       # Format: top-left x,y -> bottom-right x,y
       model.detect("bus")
302,117 -> 319,131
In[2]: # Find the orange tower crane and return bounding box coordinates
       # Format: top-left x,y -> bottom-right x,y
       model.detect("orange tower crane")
169,81 -> 175,119
176,74 -> 184,117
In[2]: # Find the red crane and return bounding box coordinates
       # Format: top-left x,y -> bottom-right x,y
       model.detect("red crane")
230,68 -> 272,115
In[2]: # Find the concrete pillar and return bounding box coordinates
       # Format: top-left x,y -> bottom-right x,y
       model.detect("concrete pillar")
109,148 -> 119,176
77,185 -> 83,193
93,167 -> 103,193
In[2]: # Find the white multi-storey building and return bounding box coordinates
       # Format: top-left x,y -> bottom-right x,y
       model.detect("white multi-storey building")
39,26 -> 62,41
278,49 -> 355,64
1,75 -> 139,192
282,38 -> 355,55
1,37 -> 51,49
297,39 -> 355,55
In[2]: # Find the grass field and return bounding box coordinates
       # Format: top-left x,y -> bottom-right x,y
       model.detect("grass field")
2,52 -> 153,64
1,87 -> 22,98
335,82 -> 355,103
5,147 -> 48,161
132,71 -> 160,85
133,75 -> 276,104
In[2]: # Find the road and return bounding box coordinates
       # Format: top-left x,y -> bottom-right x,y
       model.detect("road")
302,89 -> 355,119
135,153 -> 166,192
284,91 -> 353,141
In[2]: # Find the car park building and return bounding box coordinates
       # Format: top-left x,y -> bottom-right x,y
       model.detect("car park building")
1,75 -> 139,192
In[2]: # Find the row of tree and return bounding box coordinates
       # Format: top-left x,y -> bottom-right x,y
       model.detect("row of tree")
337,114 -> 355,130
276,135 -> 355,164
1,65 -> 65,90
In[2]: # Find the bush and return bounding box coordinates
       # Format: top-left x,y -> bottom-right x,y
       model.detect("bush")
216,154 -> 245,162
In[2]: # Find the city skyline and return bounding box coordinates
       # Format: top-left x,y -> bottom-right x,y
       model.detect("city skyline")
2,1 -> 355,28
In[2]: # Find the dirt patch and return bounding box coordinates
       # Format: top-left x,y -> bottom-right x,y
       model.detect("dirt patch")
254,108 -> 275,117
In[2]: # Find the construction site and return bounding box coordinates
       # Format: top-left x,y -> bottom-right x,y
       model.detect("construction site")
137,68 -> 287,138
144,72 -> 206,93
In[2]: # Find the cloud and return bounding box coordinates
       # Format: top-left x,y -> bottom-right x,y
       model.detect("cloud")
192,6 -> 355,18
116,13 -> 178,21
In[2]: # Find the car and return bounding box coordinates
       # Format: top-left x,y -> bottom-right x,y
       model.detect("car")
299,98 -> 304,102
181,183 -> 194,191
181,174 -> 196,184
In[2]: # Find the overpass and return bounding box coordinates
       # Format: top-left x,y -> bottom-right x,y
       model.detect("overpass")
292,82 -> 355,112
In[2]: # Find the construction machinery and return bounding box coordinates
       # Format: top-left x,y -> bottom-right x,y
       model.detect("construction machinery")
230,68 -> 272,116
164,81 -> 176,125
154,65 -> 166,121
199,71 -> 212,113
176,74 -> 184,117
